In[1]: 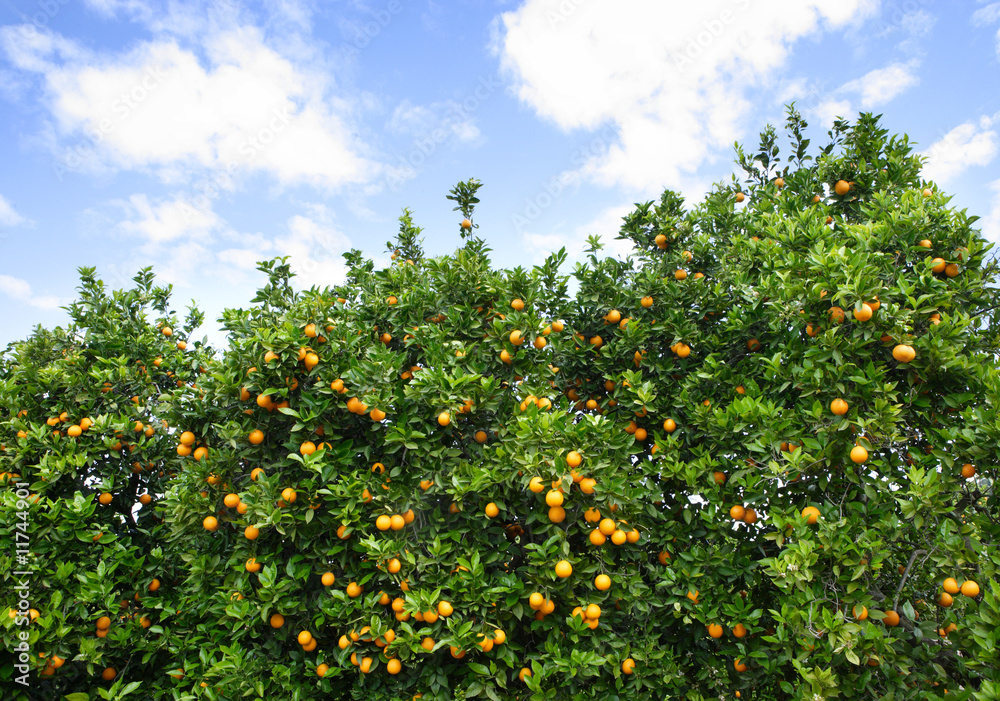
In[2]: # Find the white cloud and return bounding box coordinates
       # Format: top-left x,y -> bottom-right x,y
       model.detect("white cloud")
0,274 -> 63,310
1,24 -> 375,190
921,117 -> 999,184
522,204 -> 636,265
0,194 -> 30,226
973,2 -> 1000,58
388,100 -> 483,145
811,98 -> 853,130
217,204 -> 352,289
839,61 -> 920,108
115,193 -> 222,244
496,0 -> 876,192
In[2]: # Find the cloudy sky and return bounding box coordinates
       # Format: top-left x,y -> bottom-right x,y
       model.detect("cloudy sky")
1,0 -> 999,347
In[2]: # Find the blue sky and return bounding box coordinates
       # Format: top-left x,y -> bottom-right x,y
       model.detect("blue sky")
1,0 -> 999,348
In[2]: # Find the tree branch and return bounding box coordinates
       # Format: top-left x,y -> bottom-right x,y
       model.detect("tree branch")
893,548 -> 926,612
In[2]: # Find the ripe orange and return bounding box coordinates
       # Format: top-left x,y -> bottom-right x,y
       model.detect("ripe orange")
707,623 -> 723,639
732,623 -> 747,638
850,445 -> 869,464
595,574 -> 611,591
892,344 -> 916,363
202,516 -> 218,532
675,269 -> 687,281
244,526 -> 259,540
245,558 -> 261,573
621,658 -> 635,674
883,610 -> 900,627
734,658 -> 748,672
511,298 -> 525,311
854,303 -> 873,322
937,592 -> 953,607
102,667 -> 117,681
281,488 -> 297,504
961,580 -> 980,597
554,560 -> 573,578
834,180 -> 850,195
729,505 -> 746,521
589,529 -> 606,546
376,515 -> 392,531
519,667 -> 532,682
566,451 -> 582,468
321,572 -> 335,586
437,412 -> 451,427
830,398 -> 848,416
545,490 -> 563,508
99,493 -> 113,506
801,506 -> 820,524
269,613 -> 284,628
853,605 -> 868,621
346,582 -> 363,598
961,463 -> 975,479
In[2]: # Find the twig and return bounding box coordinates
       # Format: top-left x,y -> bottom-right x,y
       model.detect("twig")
893,548 -> 926,612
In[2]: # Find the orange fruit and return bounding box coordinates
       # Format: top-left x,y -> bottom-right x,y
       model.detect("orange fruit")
961,463 -> 975,478
834,180 -> 850,195
519,667 -> 532,682
102,667 -> 117,681
437,412 -> 451,427
732,623 -> 747,638
943,577 -> 960,594
854,303 -> 873,322
595,574 -> 611,590
244,526 -> 259,540
801,506 -> 820,524
734,658 -> 748,672
850,445 -> 869,464
675,269 -> 687,281
321,572 -> 335,586
961,580 -> 980,597
554,560 -> 572,578
376,515 -> 392,531
202,516 -> 218,532
938,592 -> 953,607
621,658 -> 635,674
707,623 -> 723,639
892,344 -> 916,363
729,505 -> 746,521
883,610 -> 900,627
589,529 -> 606,546
511,298 -> 525,311
853,605 -> 868,620
269,613 -> 284,628
224,493 -> 240,508
566,451 -> 582,468
830,398 -> 848,416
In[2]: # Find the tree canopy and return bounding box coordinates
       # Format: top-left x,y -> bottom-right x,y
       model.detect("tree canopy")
2,110 -> 999,701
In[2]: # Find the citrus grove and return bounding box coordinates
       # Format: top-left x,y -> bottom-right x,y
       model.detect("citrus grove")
2,110 -> 999,700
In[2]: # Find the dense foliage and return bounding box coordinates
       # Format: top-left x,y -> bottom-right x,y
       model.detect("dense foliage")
2,111 -> 999,701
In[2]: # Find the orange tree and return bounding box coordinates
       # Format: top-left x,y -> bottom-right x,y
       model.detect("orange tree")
0,269 -> 215,698
3,111 -> 1000,701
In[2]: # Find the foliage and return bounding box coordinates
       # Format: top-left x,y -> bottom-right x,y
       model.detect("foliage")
2,111 -> 999,701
